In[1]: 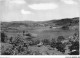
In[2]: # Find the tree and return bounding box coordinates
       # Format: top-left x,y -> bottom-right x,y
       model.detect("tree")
1,32 -> 7,43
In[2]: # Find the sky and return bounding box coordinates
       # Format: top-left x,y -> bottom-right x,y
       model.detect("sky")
0,0 -> 80,22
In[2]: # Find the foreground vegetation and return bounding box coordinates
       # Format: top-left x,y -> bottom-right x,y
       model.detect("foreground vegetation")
0,17 -> 79,55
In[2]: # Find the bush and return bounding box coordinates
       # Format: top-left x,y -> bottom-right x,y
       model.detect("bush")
42,39 -> 50,45
23,31 -> 32,37
50,39 -> 57,48
68,41 -> 79,55
1,33 -> 34,55
11,35 -> 24,46
1,46 -> 13,55
31,39 -> 40,45
73,32 -> 79,41
57,36 -> 65,42
56,42 -> 66,53
62,26 -> 69,30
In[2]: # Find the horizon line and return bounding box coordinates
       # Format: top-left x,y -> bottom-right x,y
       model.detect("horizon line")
1,17 -> 79,22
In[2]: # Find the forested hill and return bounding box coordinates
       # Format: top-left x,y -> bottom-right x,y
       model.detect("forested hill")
1,17 -> 79,29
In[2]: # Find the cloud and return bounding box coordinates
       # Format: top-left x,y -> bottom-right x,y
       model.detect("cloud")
9,0 -> 26,4
78,0 -> 80,2
21,9 -> 32,14
61,0 -> 77,4
28,3 -> 58,10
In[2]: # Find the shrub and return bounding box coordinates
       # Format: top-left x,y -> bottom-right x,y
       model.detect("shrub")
23,30 -> 32,37
50,39 -> 57,48
73,32 -> 79,41
57,36 -> 65,42
68,41 -> 79,55
1,47 -> 13,55
32,39 -> 40,45
42,39 -> 50,45
62,26 -> 69,30
1,33 -> 35,55
56,42 -> 66,53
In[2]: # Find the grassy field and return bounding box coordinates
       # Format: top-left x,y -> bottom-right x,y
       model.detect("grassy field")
4,26 -> 76,41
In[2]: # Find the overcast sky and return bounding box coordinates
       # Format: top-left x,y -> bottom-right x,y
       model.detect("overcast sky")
0,0 -> 80,22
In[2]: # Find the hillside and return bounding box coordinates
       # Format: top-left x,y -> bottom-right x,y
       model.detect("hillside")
1,17 -> 79,29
